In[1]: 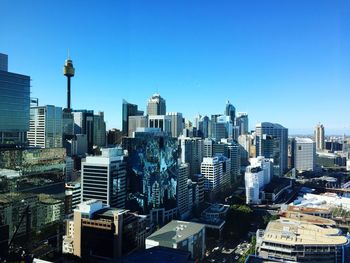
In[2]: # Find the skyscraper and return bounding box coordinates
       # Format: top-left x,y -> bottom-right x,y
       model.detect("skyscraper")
122,100 -> 143,136
198,115 -> 210,138
167,112 -> 183,138
0,53 -> 30,147
292,138 -> 315,172
147,93 -> 166,115
255,122 -> 288,176
81,147 -> 126,208
28,105 -> 63,148
122,129 -> 178,224
179,136 -> 203,177
225,100 -> 236,124
93,111 -> 106,147
177,163 -> 190,219
73,110 -> 94,153
314,123 -> 325,151
236,112 -> 249,135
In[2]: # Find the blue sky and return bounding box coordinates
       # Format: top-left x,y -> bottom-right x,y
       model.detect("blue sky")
1,0 -> 349,135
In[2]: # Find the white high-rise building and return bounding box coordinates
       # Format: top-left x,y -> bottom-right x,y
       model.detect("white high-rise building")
28,105 -> 63,148
148,115 -> 171,134
292,138 -> 315,172
201,156 -> 231,194
81,147 -> 126,208
314,123 -> 325,151
245,156 -> 273,204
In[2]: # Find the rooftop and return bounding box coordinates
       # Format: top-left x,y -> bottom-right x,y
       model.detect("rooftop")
280,211 -> 336,226
261,218 -> 348,246
147,220 -> 205,244
295,137 -> 314,143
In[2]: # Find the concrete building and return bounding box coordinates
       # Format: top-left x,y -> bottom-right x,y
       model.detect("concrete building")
256,217 -> 350,262
146,220 -> 206,260
81,147 -> 126,208
167,112 -> 183,138
177,163 -> 190,219
65,181 -> 81,214
72,110 -> 94,153
292,137 -> 315,172
203,138 -> 213,158
315,123 -> 325,150
201,156 -> 231,198
245,157 -> 273,204
27,105 -> 63,148
147,93 -> 166,116
63,200 -> 147,261
128,115 -> 148,137
179,136 -> 203,177
255,122 -> 288,176
0,53 -> 30,147
148,115 -> 171,134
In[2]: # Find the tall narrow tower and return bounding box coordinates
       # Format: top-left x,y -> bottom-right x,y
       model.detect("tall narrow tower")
63,57 -> 75,112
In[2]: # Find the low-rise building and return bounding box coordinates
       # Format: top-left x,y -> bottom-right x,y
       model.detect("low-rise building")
145,220 -> 206,260
256,217 -> 350,262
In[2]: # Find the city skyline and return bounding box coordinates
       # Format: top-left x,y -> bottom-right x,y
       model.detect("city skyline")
1,1 -> 350,135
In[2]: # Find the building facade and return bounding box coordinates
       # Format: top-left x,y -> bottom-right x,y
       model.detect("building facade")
292,137 -> 315,172
27,105 -> 63,148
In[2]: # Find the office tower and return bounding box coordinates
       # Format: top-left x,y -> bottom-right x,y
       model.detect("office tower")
65,181 -> 81,214
238,134 -> 256,164
212,115 -> 233,141
291,138 -> 315,172
314,123 -> 325,150
63,57 -> 75,112
122,100 -> 144,136
201,156 -> 231,198
244,157 -> 273,204
192,174 -> 205,205
256,217 -> 350,262
63,200 -> 147,260
203,138 -> 213,157
148,115 -> 171,134
255,122 -> 288,176
177,163 -> 190,219
73,110 -> 94,153
122,129 -> 178,224
225,141 -> 241,184
179,136 -> 203,177
225,100 -> 236,124
198,115 -> 210,138
93,111 -> 106,147
62,111 -> 74,138
27,105 -> 63,148
81,147 -> 126,208
236,112 -> 248,135
0,53 -> 30,147
107,128 -> 122,145
67,134 -> 88,157
147,93 -> 166,115
128,115 -> 148,137
194,113 -> 202,128
167,112 -> 183,138
146,220 -> 206,260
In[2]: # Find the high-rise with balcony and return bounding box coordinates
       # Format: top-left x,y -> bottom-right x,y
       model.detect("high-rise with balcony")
314,123 -> 325,150
0,53 -> 30,147
27,105 -> 63,148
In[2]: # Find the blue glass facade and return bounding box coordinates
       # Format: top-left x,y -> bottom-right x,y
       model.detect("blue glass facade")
0,69 -> 30,146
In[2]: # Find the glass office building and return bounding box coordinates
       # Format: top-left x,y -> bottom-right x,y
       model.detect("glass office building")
0,54 -> 30,147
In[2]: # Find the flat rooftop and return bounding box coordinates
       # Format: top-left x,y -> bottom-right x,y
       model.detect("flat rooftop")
280,211 -> 336,226
261,218 -> 348,246
147,220 -> 205,244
